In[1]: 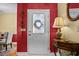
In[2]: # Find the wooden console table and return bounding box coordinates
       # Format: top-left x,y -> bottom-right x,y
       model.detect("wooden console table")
53,39 -> 79,56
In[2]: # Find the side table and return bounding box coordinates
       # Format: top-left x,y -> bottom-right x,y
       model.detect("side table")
53,39 -> 79,56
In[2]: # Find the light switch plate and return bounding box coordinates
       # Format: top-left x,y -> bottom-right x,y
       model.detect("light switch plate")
21,28 -> 26,31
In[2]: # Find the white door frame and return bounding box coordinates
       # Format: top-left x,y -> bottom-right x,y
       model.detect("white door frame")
27,9 -> 50,54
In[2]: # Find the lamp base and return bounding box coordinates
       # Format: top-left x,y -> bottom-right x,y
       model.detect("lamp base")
56,28 -> 62,39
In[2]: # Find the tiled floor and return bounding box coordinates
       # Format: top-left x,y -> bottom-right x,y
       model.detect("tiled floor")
17,52 -> 53,56
17,52 -> 60,56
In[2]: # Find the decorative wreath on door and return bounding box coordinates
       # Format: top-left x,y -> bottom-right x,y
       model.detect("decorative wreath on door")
34,20 -> 43,29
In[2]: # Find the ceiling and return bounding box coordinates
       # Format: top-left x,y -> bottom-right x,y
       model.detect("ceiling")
0,3 -> 17,13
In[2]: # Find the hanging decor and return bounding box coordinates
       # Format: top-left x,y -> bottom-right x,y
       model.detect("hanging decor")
34,20 -> 43,29
20,9 -> 26,31
21,9 -> 24,28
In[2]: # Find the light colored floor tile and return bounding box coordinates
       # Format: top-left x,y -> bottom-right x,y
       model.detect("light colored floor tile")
17,52 -> 57,56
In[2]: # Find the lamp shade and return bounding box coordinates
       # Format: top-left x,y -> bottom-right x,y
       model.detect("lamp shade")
53,17 -> 64,28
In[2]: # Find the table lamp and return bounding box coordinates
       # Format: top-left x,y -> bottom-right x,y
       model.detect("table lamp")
53,17 -> 64,39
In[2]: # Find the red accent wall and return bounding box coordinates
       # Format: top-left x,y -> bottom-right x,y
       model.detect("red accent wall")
17,3 -> 57,52
12,34 -> 17,42
69,3 -> 79,8
17,3 -> 27,52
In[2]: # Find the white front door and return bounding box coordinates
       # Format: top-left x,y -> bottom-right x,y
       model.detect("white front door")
27,9 -> 50,54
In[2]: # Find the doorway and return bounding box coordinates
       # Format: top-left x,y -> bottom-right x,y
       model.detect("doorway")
27,9 -> 50,54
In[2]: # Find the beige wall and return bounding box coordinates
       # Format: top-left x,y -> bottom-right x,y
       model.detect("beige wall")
58,3 -> 79,43
0,13 -> 17,34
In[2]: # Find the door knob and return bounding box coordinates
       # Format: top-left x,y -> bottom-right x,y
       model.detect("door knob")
28,34 -> 31,36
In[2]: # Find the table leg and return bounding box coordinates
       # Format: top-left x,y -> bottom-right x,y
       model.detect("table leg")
58,49 -> 62,56
75,51 -> 79,56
